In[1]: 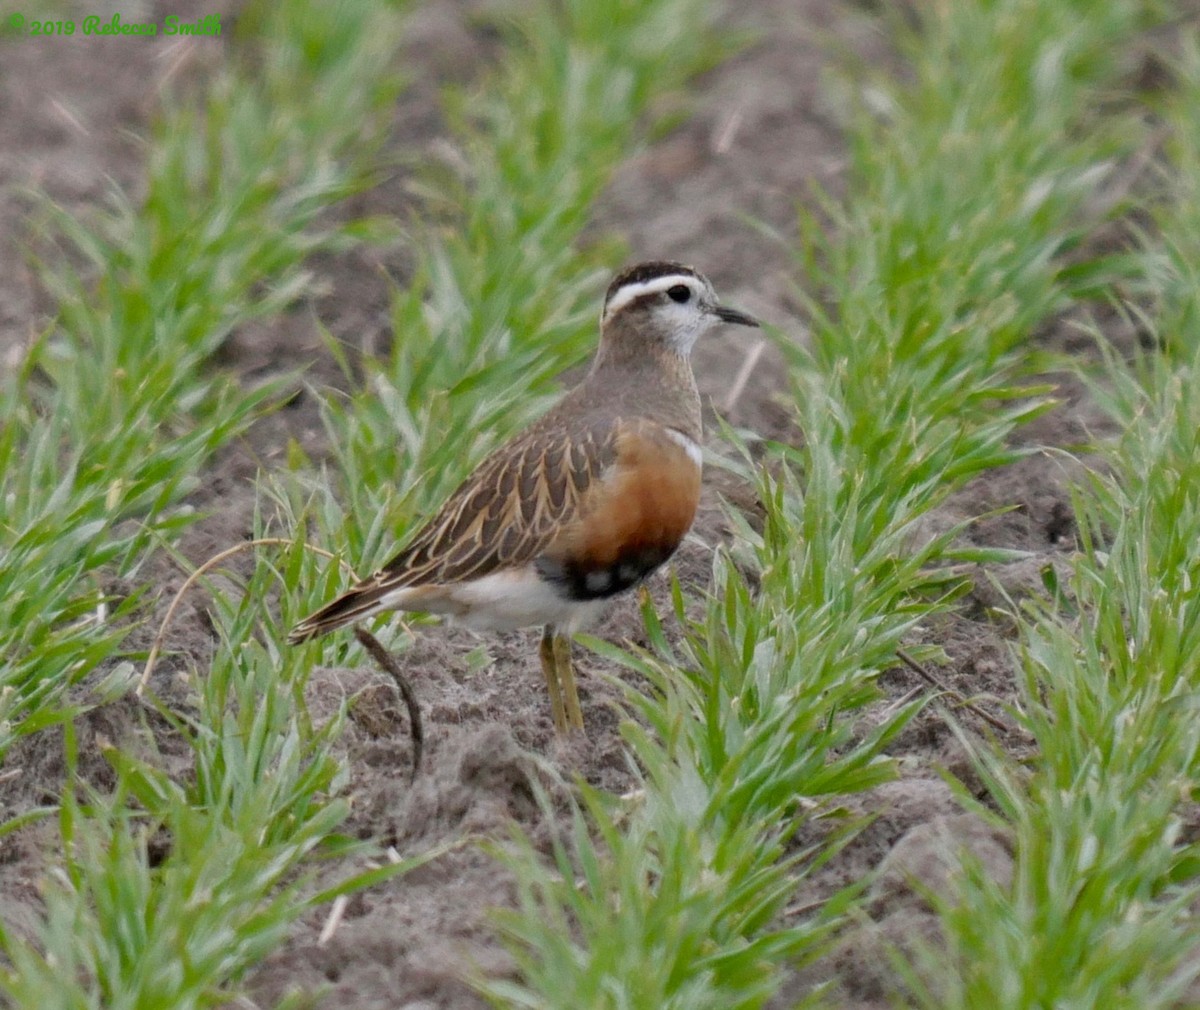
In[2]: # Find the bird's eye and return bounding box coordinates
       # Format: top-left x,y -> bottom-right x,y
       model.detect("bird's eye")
667,285 -> 691,303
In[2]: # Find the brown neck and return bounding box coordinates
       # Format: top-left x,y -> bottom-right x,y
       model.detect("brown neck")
579,324 -> 702,440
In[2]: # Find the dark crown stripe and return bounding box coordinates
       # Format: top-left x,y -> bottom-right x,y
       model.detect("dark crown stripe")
604,261 -> 698,307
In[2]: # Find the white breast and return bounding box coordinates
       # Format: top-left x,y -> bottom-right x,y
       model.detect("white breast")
664,428 -> 703,468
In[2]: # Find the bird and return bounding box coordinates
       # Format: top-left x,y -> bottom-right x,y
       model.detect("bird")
289,261 -> 760,734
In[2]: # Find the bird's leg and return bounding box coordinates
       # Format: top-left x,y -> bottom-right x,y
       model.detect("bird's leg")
539,626 -> 568,732
553,632 -> 585,731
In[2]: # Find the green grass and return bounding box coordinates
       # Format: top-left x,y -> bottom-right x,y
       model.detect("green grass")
0,0 -> 411,1004
4,0 -> 1200,1006
0,0 -> 406,758
914,31 -> 1200,1007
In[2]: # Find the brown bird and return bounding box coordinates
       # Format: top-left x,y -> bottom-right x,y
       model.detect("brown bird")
290,261 -> 759,733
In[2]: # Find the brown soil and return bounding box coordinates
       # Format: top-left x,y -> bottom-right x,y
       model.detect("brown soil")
0,1 -> 1135,1007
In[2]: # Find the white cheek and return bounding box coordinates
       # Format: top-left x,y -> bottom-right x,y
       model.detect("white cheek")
664,307 -> 713,354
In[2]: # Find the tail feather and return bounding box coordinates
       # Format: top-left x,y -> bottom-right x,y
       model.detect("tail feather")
288,582 -> 398,644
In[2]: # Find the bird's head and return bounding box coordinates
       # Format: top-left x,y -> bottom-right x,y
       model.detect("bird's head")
600,261 -> 759,357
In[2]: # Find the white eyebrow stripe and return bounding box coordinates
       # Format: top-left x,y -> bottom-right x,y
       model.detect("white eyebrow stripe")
603,274 -> 701,319
664,428 -> 703,467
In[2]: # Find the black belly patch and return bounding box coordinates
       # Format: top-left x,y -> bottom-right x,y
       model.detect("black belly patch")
536,547 -> 673,601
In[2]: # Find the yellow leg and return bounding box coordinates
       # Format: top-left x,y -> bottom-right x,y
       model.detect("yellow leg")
539,627 -> 567,732
553,632 -> 585,732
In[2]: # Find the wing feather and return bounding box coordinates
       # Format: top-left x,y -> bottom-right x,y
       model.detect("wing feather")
369,419 -> 617,589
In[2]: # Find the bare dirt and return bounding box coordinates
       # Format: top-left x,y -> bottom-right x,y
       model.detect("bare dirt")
0,1 -> 1145,1007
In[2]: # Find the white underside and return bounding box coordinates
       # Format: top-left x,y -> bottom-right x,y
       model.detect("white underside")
375,567 -> 608,633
